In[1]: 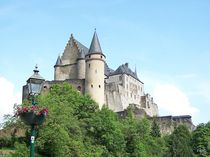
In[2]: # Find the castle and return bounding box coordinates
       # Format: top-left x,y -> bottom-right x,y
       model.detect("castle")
22,31 -> 195,133
52,31 -> 158,117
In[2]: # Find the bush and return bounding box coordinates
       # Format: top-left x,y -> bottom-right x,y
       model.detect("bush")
12,142 -> 29,157
0,137 -> 13,148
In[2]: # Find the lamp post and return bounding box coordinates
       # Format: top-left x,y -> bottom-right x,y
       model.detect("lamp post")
27,65 -> 45,157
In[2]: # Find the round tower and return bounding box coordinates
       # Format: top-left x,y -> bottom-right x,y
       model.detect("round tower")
85,31 -> 106,109
77,49 -> 86,79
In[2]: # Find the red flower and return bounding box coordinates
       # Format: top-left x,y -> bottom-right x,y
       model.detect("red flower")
15,106 -> 48,116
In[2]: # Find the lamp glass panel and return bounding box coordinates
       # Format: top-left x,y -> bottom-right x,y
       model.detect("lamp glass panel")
31,83 -> 41,94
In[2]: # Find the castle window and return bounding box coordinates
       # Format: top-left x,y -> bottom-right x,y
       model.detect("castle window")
99,85 -> 101,88
100,55 -> 103,58
147,102 -> 150,108
91,84 -> 93,88
89,55 -> 91,58
95,69 -> 97,73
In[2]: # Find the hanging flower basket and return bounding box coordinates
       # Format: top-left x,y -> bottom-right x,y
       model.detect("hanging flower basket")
15,106 -> 48,125
19,111 -> 46,125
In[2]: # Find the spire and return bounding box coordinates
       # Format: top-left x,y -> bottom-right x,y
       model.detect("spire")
55,55 -> 62,66
88,30 -> 102,54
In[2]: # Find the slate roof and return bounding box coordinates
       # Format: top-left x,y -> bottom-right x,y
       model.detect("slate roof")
105,63 -> 114,76
88,31 -> 103,54
55,55 -> 62,66
70,34 -> 112,75
110,63 -> 140,80
74,39 -> 89,55
61,33 -> 135,78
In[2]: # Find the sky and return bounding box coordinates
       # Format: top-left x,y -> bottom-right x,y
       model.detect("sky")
0,0 -> 210,125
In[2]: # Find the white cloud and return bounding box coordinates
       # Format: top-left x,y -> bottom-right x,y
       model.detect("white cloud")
153,84 -> 199,116
0,77 -> 21,122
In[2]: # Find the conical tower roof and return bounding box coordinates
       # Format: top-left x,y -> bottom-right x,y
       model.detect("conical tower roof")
55,55 -> 62,66
88,31 -> 103,54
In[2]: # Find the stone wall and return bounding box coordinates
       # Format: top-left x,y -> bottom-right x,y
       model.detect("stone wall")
117,107 -> 195,135
105,73 -> 147,111
22,79 -> 85,101
155,115 -> 195,134
104,81 -> 158,117
141,94 -> 159,117
105,83 -> 124,112
55,64 -> 78,80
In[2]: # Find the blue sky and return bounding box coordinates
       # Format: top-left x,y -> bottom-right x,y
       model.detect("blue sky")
0,0 -> 210,125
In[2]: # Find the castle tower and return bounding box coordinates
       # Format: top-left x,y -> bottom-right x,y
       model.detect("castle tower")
85,31 -> 106,108
77,49 -> 85,79
54,55 -> 62,80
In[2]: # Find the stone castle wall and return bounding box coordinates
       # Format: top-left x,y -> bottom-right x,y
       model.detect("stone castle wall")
155,115 -> 195,134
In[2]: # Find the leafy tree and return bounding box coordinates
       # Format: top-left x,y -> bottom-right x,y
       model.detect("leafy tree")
165,125 -> 195,157
122,109 -> 165,157
191,122 -> 210,156
151,118 -> 161,138
3,82 -> 208,157
33,83 -> 99,156
87,106 -> 126,156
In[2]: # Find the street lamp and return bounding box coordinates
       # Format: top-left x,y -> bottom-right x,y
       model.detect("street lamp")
27,65 -> 45,157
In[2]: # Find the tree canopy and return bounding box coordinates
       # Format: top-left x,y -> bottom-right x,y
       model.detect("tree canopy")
0,83 -> 209,157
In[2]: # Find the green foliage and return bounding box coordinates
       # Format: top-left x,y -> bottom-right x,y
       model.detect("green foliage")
151,118 -> 161,138
191,122 -> 210,156
121,110 -> 165,157
165,125 -> 195,157
87,106 -> 126,156
11,142 -> 29,157
3,83 -> 209,157
36,83 -> 99,156
0,137 -> 13,148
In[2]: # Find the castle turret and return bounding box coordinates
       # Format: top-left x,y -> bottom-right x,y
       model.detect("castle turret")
77,49 -> 85,79
85,31 -> 106,108
54,55 -> 62,80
